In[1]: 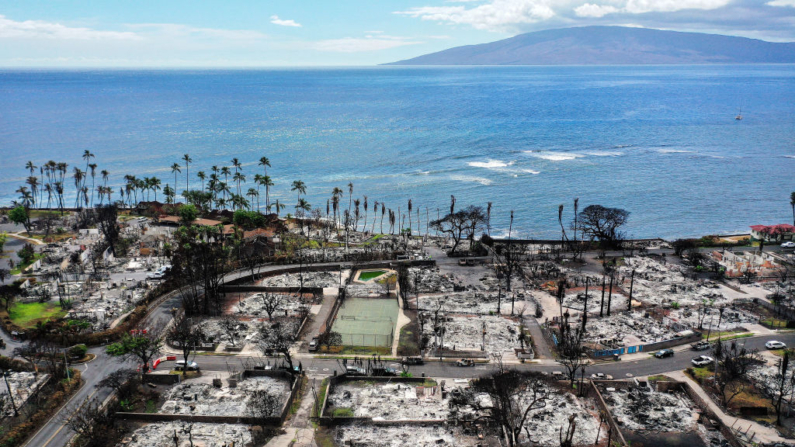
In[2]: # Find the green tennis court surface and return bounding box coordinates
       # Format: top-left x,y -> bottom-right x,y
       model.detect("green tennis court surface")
332,297 -> 398,347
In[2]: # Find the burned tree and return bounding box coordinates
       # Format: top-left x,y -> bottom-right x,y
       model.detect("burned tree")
449,370 -> 549,447
106,329 -> 163,373
429,205 -> 486,253
63,396 -> 121,447
166,316 -> 206,375
96,204 -> 121,256
172,224 -> 230,315
557,314 -> 587,387
713,339 -> 762,407
217,315 -> 243,347
258,319 -> 300,371
259,292 -> 285,320
576,205 -> 629,249
397,264 -> 413,309
318,330 -> 343,353
97,368 -> 142,402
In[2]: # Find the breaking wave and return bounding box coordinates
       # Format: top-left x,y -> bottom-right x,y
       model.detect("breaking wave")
468,159 -> 514,169
524,151 -> 584,161
449,175 -> 493,186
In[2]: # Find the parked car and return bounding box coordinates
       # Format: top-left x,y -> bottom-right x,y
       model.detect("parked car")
345,366 -> 366,376
691,341 -> 712,351
147,265 -> 171,280
691,355 -> 714,367
766,340 -> 787,349
655,349 -> 675,359
372,367 -> 398,376
458,259 -> 468,266
308,337 -> 319,352
175,360 -> 199,371
456,359 -> 475,367
401,356 -> 424,365
782,242 -> 795,249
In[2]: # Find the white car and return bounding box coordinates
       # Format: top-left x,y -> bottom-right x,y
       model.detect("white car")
782,242 -> 795,249
766,341 -> 787,350
691,355 -> 714,367
175,360 -> 199,371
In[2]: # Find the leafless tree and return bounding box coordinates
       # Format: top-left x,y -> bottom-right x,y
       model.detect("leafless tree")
166,316 -> 205,375
449,370 -> 549,447
260,292 -> 285,320
63,396 -> 120,447
217,315 -> 243,347
557,313 -> 587,387
257,319 -> 300,371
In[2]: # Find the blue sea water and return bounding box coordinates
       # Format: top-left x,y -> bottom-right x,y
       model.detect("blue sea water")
1,66 -> 794,239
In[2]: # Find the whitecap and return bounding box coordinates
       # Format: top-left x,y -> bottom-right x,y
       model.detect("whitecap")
522,169 -> 540,175
525,151 -> 584,161
583,151 -> 623,157
784,155 -> 795,159
449,175 -> 493,186
468,159 -> 510,169
657,149 -> 692,154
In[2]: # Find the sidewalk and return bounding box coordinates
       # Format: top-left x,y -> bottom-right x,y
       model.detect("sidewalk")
266,376 -> 317,447
666,370 -> 788,445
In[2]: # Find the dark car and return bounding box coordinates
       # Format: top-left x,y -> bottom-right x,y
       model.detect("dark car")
691,341 -> 711,351
655,349 -> 675,359
402,356 -> 424,365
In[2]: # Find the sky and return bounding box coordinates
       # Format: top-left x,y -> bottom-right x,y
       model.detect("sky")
0,0 -> 794,67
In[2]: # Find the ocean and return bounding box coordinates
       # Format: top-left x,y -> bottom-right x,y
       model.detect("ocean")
1,66 -> 794,239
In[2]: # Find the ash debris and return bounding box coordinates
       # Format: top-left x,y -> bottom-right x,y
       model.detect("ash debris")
604,386 -> 697,432
121,422 -> 252,447
583,312 -> 678,346
419,292 -> 534,316
0,372 -> 49,418
160,377 -> 289,417
257,271 -> 345,288
333,425 -> 482,447
231,292 -> 307,317
421,314 -> 520,353
618,257 -> 727,307
326,381 -> 463,420
519,390 -> 605,446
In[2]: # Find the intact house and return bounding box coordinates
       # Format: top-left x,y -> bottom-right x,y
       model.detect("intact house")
750,224 -> 795,242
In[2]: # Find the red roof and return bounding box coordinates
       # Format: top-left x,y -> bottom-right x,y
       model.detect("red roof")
750,224 -> 795,233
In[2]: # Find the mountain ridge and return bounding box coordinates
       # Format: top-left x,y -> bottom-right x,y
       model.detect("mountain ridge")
386,26 -> 795,65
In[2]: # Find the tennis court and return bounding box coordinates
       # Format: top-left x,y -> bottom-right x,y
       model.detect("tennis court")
332,297 -> 398,347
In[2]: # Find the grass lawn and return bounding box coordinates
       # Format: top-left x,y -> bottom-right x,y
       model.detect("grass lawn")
8,301 -> 67,328
770,348 -> 795,357
337,346 -> 392,356
313,378 -> 330,418
703,331 -> 752,342
10,253 -> 44,275
331,407 -> 354,417
358,270 -> 386,281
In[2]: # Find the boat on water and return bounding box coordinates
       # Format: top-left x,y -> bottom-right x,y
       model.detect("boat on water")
736,108 -> 743,120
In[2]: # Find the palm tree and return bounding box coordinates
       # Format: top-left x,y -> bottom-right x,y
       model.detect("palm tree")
55,182 -> 64,214
363,196 -> 368,233
371,201 -> 378,233
295,198 -> 311,235
44,183 -> 53,209
182,154 -> 192,191
151,177 -> 162,202
101,170 -> 109,186
88,163 -> 97,207
26,176 -> 39,209
258,156 -> 271,176
272,199 -> 285,217
82,150 -> 94,190
25,161 -> 37,177
163,185 -> 175,204
171,163 -> 181,195
407,199 -> 413,235
381,203 -> 386,234
72,167 -> 84,208
233,172 -> 246,197
221,167 -> 231,201
197,171 -> 206,192
291,180 -> 307,205
450,195 -> 456,215
347,182 -> 354,226
247,188 -> 259,211
486,202 -> 492,236
791,192 -> 795,226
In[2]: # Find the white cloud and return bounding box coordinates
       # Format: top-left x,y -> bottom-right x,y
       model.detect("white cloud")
396,0 -> 556,32
572,0 -> 731,17
270,15 -> 302,27
767,0 -> 795,6
0,14 -> 140,40
575,3 -> 619,17
312,37 -> 421,52
624,0 -> 731,13
127,23 -> 267,40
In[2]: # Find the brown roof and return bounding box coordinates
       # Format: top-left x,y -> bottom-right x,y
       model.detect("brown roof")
243,228 -> 276,239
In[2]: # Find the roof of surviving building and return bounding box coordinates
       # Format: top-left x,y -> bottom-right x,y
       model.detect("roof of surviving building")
750,224 -> 795,233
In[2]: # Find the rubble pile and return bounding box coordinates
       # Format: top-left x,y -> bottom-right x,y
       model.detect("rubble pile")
619,257 -> 728,307
0,372 -> 49,418
605,386 -> 696,432
422,315 -> 520,352
666,306 -> 757,331
562,290 -> 628,314
122,422 -> 252,447
257,271 -> 345,288
519,390 -> 605,446
583,312 -> 678,346
231,293 -> 306,316
418,292 -> 533,315
67,284 -> 145,329
333,425 -> 480,447
327,381 -> 464,420
408,267 -> 459,293
160,377 -> 289,416
748,361 -> 794,397
198,318 -> 272,345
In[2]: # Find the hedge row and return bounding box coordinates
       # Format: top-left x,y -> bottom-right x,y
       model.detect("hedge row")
0,370 -> 82,447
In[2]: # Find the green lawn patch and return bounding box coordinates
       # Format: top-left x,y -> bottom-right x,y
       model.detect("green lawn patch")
332,407 -> 354,418
314,378 -> 330,418
10,253 -> 44,275
337,346 -> 392,356
647,375 -> 670,382
358,270 -> 387,281
8,301 -> 67,328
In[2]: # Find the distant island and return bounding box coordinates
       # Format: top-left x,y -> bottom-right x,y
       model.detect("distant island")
386,26 -> 795,65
